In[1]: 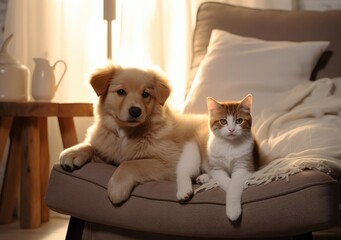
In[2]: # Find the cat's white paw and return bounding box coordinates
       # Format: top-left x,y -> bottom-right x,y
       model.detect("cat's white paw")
226,203 -> 242,221
196,173 -> 211,184
176,186 -> 193,201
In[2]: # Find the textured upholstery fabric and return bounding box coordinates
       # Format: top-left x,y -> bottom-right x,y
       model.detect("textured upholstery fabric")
46,163 -> 340,238
183,29 -> 329,115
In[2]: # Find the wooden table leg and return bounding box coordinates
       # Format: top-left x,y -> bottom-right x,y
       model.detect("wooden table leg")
0,117 -> 20,224
20,117 -> 41,229
58,117 -> 79,148
39,117 -> 49,223
0,117 -> 13,164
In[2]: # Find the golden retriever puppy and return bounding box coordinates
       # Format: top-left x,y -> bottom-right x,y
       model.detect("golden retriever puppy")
60,65 -> 208,204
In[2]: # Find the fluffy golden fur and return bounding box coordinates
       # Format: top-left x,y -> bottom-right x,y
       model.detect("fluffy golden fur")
60,65 -> 208,204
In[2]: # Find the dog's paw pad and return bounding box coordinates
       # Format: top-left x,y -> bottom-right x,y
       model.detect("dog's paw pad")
61,164 -> 74,172
73,164 -> 81,170
61,163 -> 82,172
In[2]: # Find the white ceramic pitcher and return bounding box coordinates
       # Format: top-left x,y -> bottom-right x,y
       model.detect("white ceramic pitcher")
0,34 -> 29,102
31,58 -> 67,101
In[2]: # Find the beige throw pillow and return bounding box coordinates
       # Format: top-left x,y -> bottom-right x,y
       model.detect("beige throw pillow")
182,29 -> 329,120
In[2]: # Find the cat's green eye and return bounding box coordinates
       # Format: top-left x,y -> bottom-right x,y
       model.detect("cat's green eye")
236,118 -> 243,124
219,119 -> 227,125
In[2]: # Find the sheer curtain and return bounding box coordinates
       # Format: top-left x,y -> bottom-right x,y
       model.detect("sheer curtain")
3,0 -> 108,167
4,0 -> 106,103
117,0 -> 198,110
4,0 -> 293,107
116,0 -> 292,110
2,0 -> 294,166
4,0 -> 197,108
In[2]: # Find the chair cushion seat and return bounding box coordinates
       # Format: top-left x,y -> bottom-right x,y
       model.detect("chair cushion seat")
45,162 -> 339,238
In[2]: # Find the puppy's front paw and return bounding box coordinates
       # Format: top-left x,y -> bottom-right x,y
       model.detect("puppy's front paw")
196,173 -> 211,184
226,203 -> 242,221
60,144 -> 93,171
107,174 -> 134,205
176,186 -> 193,202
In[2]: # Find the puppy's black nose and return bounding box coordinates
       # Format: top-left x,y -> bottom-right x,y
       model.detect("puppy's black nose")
129,107 -> 142,119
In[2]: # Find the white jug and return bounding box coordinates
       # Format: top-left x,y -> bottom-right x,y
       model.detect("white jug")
31,58 -> 67,101
0,34 -> 29,102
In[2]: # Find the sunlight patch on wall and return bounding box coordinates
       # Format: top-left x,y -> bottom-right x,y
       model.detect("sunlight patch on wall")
116,0 -> 189,111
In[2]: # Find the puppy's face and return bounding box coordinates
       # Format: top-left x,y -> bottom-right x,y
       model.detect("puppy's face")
107,69 -> 158,127
90,65 -> 171,128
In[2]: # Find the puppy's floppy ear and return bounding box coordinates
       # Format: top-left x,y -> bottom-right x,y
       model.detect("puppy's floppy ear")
148,69 -> 171,106
90,65 -> 117,96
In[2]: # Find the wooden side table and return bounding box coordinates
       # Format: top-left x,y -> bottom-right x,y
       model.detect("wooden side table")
0,102 -> 93,229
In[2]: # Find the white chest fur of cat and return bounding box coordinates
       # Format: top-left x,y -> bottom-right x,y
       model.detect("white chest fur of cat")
208,131 -> 254,175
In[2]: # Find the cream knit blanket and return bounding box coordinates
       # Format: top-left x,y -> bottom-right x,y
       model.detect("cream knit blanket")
247,78 -> 341,185
195,78 -> 341,193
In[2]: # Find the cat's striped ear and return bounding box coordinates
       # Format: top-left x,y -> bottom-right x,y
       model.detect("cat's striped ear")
207,97 -> 221,111
239,94 -> 252,113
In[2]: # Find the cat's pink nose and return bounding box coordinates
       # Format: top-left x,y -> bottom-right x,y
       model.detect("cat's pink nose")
229,129 -> 235,132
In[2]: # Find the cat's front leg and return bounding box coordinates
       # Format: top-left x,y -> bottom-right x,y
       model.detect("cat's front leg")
226,168 -> 251,221
210,169 -> 231,191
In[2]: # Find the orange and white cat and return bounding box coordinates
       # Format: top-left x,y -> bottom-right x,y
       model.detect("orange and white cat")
177,94 -> 258,221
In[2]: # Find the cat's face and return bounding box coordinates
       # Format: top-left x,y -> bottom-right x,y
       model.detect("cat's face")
207,95 -> 252,141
